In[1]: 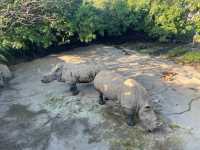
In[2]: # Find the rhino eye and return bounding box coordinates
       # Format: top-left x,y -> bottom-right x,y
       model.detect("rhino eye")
144,106 -> 151,111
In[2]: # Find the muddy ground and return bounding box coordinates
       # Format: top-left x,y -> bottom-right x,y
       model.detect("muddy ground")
0,44 -> 200,150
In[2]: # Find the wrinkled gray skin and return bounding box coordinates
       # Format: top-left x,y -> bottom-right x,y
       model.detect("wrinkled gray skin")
41,63 -> 101,95
0,64 -> 13,88
94,71 -> 162,132
41,64 -> 63,83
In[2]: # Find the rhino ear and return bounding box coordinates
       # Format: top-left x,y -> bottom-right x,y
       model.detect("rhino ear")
56,63 -> 64,69
52,63 -> 63,73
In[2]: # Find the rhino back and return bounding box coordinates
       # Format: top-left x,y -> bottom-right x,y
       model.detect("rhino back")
94,71 -> 149,110
94,71 -> 124,100
61,63 -> 99,83
119,79 -> 148,110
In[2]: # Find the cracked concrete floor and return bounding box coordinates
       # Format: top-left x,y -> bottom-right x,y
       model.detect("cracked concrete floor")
0,44 -> 200,150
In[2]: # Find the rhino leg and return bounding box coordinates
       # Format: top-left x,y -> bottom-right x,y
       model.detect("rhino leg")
98,91 -> 105,105
125,109 -> 136,126
127,114 -> 135,126
69,83 -> 79,95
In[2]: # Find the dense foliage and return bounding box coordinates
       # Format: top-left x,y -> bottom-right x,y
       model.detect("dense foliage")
0,0 -> 200,63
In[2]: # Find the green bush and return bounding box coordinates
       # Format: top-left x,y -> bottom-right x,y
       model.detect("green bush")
0,0 -> 79,62
146,0 -> 194,42
102,0 -> 136,36
0,0 -> 200,63
181,51 -> 200,63
74,4 -> 104,42
186,0 -> 200,33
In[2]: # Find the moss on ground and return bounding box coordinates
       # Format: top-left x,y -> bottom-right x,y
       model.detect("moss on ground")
43,90 -> 184,150
180,51 -> 200,64
5,104 -> 47,120
100,105 -> 183,150
169,124 -> 181,129
104,124 -> 183,150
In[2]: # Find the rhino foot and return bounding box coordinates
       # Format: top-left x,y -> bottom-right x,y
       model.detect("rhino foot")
72,90 -> 79,96
99,92 -> 105,105
127,114 -> 135,126
99,99 -> 106,105
69,83 -> 79,95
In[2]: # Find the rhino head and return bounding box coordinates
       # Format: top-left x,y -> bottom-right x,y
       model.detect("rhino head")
138,103 -> 162,132
41,64 -> 63,83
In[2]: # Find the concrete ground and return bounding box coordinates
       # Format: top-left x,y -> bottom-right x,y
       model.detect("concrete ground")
0,44 -> 200,150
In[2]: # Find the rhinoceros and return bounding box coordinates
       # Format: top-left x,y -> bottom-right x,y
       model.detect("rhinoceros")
0,64 -> 12,88
94,70 -> 162,131
41,63 -> 102,95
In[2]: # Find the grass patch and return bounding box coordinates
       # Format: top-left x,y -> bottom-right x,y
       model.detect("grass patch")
180,51 -> 200,64
167,47 -> 188,58
122,42 -> 175,55
169,124 -> 181,129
